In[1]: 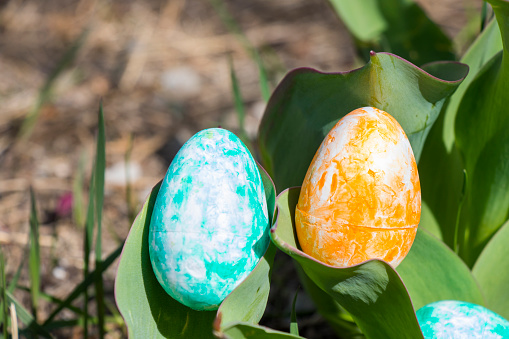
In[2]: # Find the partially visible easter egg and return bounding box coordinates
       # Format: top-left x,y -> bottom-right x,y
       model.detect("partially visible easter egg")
149,128 -> 269,311
417,300 -> 509,338
296,107 -> 420,267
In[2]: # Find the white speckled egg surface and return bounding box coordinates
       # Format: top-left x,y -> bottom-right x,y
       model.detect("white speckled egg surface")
417,300 -> 509,338
149,128 -> 269,311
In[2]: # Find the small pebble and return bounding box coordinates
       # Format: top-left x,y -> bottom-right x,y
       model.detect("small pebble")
52,266 -> 67,280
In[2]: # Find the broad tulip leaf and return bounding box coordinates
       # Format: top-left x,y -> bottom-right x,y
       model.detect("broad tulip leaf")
258,52 -> 467,193
217,243 -> 276,327
443,18 -> 502,150
418,17 -> 503,247
328,0 -> 386,42
454,0 -> 509,266
418,201 -> 442,239
294,265 -> 364,338
115,164 -> 277,338
271,188 -> 423,339
328,0 -> 454,65
473,219 -> 509,319
221,323 -> 304,339
396,229 -> 485,310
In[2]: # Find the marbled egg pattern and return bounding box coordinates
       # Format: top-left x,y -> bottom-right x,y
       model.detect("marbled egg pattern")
417,300 -> 509,338
296,107 -> 420,267
149,128 -> 269,311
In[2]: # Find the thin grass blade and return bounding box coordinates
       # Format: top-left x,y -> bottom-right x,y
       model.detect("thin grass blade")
43,315 -> 118,331
1,198 -> 40,327
94,103 -> 107,338
229,58 -> 248,139
17,286 -> 89,318
83,154 -> 96,338
0,233 -> 31,335
7,216 -> 36,297
209,0 -> 271,101
44,242 -> 124,326
9,303 -> 18,339
255,53 -> 271,102
6,291 -> 53,338
7,255 -> 26,295
125,134 -> 137,224
28,187 -> 40,323
1,249 -> 8,338
18,28 -> 89,140
73,151 -> 87,227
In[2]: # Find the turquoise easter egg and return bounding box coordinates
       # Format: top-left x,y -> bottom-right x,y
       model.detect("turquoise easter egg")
149,128 -> 269,311
417,300 -> 509,338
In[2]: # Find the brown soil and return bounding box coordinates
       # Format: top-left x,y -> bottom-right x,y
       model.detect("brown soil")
0,0 -> 480,338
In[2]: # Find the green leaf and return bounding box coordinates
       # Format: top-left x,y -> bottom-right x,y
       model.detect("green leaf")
418,201 -> 442,240
271,188 -> 423,339
396,229 -> 484,310
217,243 -> 276,327
473,219 -> 509,319
443,17 -> 502,152
221,323 -> 304,339
294,266 -> 363,338
454,0 -> 509,266
329,0 -> 386,42
115,164 -> 277,338
258,52 -> 467,193
418,17 -> 502,247
329,0 -> 454,65
482,2 -> 490,31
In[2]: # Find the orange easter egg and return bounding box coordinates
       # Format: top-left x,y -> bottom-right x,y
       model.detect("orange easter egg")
296,107 -> 420,268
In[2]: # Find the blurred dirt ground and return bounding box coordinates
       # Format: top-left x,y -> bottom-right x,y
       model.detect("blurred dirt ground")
0,0 -> 480,337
